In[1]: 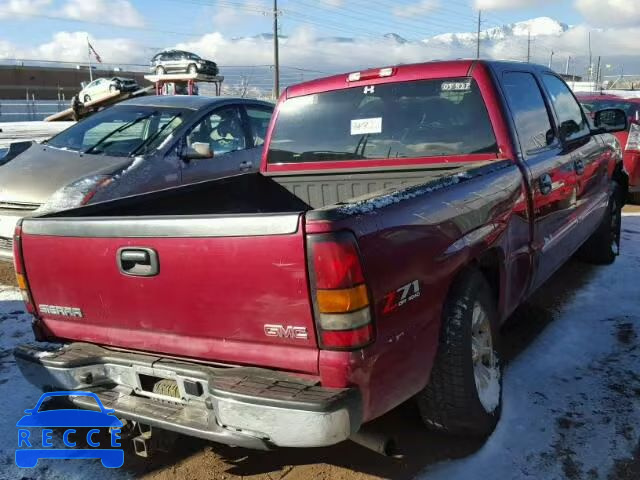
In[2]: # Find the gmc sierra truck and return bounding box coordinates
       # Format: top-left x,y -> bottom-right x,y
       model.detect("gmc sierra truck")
12,61 -> 628,453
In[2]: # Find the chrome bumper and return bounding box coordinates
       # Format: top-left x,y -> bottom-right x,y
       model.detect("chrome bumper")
14,343 -> 362,450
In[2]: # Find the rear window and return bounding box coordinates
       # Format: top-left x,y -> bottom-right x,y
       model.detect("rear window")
267,78 -> 497,164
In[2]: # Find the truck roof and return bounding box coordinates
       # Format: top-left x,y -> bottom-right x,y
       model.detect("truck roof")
285,60 -> 554,99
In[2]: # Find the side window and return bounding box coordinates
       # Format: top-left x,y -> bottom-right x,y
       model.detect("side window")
187,106 -> 247,155
542,74 -> 590,142
502,72 -> 555,155
245,106 -> 273,147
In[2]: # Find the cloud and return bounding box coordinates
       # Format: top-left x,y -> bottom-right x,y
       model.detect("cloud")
61,0 -> 145,27
575,0 -> 640,27
0,0 -> 52,18
0,31 -> 147,65
474,0 -> 552,10
394,0 -> 439,17
212,0 -> 265,28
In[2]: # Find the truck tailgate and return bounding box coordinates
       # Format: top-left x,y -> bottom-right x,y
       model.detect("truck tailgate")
19,214 -> 319,374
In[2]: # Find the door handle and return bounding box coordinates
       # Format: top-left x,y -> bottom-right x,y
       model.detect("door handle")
239,161 -> 253,171
118,248 -> 159,277
574,158 -> 585,175
539,174 -> 553,196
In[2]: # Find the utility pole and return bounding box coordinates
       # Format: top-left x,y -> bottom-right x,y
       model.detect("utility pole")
548,50 -> 554,69
476,10 -> 481,59
526,30 -> 531,63
565,56 -> 571,75
589,32 -> 593,82
273,0 -> 280,100
595,55 -> 601,89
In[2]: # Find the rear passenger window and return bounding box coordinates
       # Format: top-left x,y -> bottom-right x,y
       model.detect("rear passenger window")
245,107 -> 273,147
542,74 -> 590,142
502,72 -> 555,154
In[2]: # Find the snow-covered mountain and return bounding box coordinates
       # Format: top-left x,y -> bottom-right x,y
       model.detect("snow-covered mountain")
428,17 -> 569,47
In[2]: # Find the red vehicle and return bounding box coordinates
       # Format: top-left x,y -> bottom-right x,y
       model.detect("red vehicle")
577,93 -> 640,203
13,61 -> 628,453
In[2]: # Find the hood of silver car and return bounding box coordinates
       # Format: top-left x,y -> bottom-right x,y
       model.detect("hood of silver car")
0,143 -> 134,205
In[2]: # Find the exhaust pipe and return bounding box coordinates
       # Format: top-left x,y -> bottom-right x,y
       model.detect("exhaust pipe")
350,430 -> 399,457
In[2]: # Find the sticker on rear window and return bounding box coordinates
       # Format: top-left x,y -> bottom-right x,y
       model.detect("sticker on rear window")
351,117 -> 382,135
441,81 -> 471,92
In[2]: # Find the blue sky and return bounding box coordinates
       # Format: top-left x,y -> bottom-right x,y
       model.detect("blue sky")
0,0 -> 638,79
0,0 -> 592,50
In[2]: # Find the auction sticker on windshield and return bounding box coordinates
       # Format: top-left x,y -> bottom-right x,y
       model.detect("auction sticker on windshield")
351,117 -> 382,135
15,391 -> 124,469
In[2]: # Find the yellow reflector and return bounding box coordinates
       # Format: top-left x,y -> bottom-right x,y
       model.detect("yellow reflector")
16,273 -> 28,291
317,284 -> 369,314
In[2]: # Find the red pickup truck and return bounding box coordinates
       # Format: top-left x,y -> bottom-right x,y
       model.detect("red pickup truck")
12,61 -> 628,453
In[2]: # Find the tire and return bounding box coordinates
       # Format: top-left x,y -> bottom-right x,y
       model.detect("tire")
83,94 -> 91,103
577,183 -> 622,265
629,191 -> 640,205
416,269 -> 502,436
187,64 -> 198,74
155,65 -> 166,75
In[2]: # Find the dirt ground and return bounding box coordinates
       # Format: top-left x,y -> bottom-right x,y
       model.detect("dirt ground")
1,205 -> 639,480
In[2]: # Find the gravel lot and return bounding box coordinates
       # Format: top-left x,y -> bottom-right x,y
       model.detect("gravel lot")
0,209 -> 638,480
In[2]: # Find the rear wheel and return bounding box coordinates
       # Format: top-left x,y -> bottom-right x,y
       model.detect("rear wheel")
417,269 -> 502,436
578,183 -> 622,265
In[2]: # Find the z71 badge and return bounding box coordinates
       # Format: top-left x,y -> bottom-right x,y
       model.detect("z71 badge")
383,280 -> 421,314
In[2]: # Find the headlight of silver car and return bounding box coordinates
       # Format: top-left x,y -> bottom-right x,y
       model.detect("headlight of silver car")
35,175 -> 114,215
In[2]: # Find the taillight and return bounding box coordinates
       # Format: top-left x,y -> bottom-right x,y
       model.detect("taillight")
307,232 -> 374,350
626,123 -> 640,152
13,224 -> 35,314
347,67 -> 396,83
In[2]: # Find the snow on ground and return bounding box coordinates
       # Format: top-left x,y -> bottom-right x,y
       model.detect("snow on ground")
421,215 -> 640,480
0,217 -> 638,480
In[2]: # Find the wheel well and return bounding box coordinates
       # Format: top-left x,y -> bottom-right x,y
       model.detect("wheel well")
475,249 -> 502,307
613,162 -> 629,204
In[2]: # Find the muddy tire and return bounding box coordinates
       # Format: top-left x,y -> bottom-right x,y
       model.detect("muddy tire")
578,183 -> 622,265
416,269 -> 502,436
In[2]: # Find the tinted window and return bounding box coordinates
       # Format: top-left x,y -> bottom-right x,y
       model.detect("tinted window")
542,74 -> 590,142
502,72 -> 555,154
187,106 -> 247,155
245,106 -> 273,147
267,78 -> 497,164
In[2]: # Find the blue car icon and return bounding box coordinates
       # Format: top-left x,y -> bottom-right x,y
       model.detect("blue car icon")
16,391 -> 124,468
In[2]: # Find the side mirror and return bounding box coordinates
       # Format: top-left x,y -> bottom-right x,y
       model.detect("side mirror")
182,142 -> 213,161
594,108 -> 629,133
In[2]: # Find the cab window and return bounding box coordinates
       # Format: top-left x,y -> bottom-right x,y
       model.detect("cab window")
542,74 -> 590,142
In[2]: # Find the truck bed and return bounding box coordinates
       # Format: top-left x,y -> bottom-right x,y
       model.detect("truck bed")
46,163 -> 484,219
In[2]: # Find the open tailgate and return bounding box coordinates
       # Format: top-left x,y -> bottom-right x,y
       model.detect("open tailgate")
19,214 -> 319,374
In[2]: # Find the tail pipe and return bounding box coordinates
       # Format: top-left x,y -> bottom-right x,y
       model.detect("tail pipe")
350,429 -> 399,457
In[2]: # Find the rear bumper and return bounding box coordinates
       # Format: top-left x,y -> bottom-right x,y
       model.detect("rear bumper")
14,343 -> 362,450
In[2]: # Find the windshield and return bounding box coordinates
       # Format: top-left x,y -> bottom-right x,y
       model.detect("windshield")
46,106 -> 189,156
267,78 -> 497,164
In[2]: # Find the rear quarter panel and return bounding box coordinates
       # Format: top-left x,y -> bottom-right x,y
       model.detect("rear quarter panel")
308,162 -> 529,421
